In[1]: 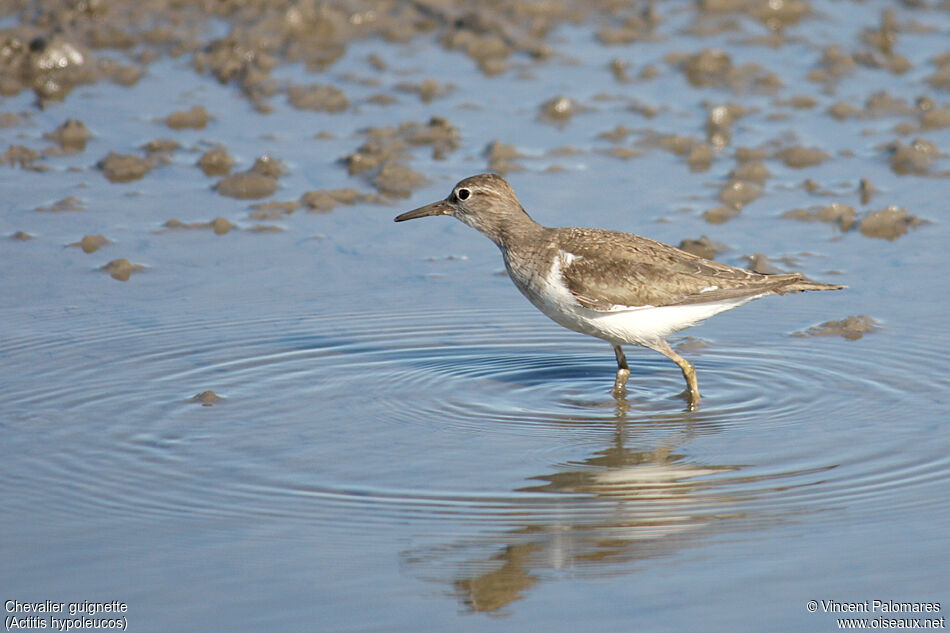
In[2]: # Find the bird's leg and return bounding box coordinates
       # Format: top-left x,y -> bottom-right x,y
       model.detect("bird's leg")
612,344 -> 630,397
649,339 -> 700,409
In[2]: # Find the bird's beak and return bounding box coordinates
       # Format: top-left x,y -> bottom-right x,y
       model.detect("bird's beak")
394,199 -> 455,222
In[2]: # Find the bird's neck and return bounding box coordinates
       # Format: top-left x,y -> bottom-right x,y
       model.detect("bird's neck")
480,206 -> 547,250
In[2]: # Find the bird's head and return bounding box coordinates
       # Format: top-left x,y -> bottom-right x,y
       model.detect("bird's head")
394,173 -> 528,244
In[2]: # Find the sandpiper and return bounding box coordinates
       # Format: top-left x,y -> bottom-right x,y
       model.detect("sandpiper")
395,173 -> 845,407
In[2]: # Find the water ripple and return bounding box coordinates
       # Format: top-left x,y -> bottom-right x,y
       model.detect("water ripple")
3,307 -> 947,548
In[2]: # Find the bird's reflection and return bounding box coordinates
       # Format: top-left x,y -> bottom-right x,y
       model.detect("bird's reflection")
406,400 -> 744,614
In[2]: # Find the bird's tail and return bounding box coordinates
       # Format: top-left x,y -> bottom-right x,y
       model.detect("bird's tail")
776,274 -> 847,293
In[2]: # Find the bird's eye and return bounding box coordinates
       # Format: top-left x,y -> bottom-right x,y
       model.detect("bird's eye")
456,188 -> 470,201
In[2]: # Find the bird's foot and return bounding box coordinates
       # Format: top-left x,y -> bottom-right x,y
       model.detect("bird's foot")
611,368 -> 630,398
677,388 -> 700,412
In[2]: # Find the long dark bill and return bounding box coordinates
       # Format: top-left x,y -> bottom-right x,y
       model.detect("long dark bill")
394,199 -> 455,222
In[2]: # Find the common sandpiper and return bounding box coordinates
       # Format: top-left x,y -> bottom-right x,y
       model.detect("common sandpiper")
395,173 -> 845,408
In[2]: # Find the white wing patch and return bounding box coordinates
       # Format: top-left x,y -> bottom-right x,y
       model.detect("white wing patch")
558,250 -> 581,267
699,285 -> 719,293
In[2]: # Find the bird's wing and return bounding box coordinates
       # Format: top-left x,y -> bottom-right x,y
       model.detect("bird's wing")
556,228 -> 798,310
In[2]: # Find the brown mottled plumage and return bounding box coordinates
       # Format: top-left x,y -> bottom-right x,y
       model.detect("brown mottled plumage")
396,173 -> 845,408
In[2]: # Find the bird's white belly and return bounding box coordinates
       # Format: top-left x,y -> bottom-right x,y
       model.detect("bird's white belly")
543,295 -> 761,345
509,258 -> 764,346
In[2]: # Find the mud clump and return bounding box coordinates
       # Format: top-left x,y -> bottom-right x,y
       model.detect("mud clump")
686,143 -> 715,171
11,231 -> 34,241
920,106 -> 950,130
343,118 -> 457,197
859,206 -> 923,240
400,118 -> 460,160
705,103 -> 746,148
828,102 -> 863,120
69,234 -> 110,253
216,172 -> 278,199
793,315 -> 880,340
163,218 -> 236,234
45,118 -> 91,152
609,58 -> 631,82
777,146 -> 831,168
636,132 -> 712,170
730,160 -> 770,183
439,9 -> 552,76
245,224 -> 284,233
703,205 -> 739,224
299,188 -> 372,213
927,52 -> 950,91
287,84 -> 349,112
374,163 -> 426,198
859,178 -> 877,205
603,146 -> 642,161
865,91 -> 916,117
682,49 -> 733,86
719,180 -> 761,209
639,133 -> 693,156
191,390 -> 224,406
751,0 -> 811,32
395,79 -> 454,103
855,9 -> 910,74
679,48 -> 780,92
777,95 -> 818,109
164,106 -> 212,130
35,196 -> 83,212
98,152 -> 153,183
212,217 -> 235,234
862,9 -> 898,56
597,125 -> 632,143
743,253 -> 783,275
808,46 -> 858,85
250,155 -> 287,179
887,138 -> 940,175
142,139 -> 180,160
98,59 -> 143,87
782,202 -> 857,232
678,236 -> 728,259
100,258 -> 144,281
539,96 -> 579,124
192,38 -> 279,111
485,141 -> 524,174
2,145 -> 41,168
249,200 -> 299,219
0,34 -> 95,103
197,146 -> 234,176
735,147 -> 769,163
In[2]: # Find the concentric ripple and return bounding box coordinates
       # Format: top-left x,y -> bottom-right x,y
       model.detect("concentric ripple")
3,307 -> 948,557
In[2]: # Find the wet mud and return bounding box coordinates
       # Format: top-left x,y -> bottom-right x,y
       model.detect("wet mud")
69,234 -> 110,253
99,257 -> 145,281
793,315 -> 881,340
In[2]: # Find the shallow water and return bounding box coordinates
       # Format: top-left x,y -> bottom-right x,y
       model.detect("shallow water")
3,1 -> 950,631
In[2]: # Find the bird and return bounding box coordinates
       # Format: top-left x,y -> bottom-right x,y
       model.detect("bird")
394,173 -> 845,408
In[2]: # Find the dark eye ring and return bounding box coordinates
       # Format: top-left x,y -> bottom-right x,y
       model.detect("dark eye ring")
456,188 -> 470,201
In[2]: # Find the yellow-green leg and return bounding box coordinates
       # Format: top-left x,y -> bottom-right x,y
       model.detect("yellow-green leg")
649,339 -> 700,409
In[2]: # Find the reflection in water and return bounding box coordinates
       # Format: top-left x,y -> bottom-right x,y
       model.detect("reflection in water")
454,543 -> 540,613
410,402 -> 742,613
